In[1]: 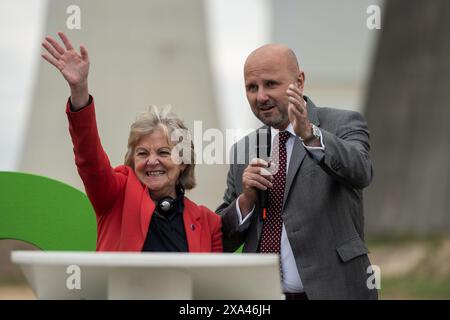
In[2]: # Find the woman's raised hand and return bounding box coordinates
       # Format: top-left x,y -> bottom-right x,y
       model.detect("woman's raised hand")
42,32 -> 89,88
42,32 -> 90,109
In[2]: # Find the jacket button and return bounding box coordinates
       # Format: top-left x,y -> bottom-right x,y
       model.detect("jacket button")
331,158 -> 341,171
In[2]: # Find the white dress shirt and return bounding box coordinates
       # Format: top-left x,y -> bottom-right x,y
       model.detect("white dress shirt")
236,122 -> 325,293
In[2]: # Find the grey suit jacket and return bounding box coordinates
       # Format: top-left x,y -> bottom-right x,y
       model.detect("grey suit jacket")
216,97 -> 378,300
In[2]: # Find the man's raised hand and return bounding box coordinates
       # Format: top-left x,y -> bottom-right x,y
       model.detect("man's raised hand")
287,84 -> 312,139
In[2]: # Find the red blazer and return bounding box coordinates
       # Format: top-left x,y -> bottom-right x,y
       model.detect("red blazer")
66,97 -> 222,252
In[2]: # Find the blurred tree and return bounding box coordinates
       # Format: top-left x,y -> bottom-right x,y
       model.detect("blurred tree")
365,0 -> 450,235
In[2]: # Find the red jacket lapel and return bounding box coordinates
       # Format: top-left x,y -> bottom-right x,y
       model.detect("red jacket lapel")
140,186 -> 155,242
183,198 -> 202,252
120,169 -> 155,251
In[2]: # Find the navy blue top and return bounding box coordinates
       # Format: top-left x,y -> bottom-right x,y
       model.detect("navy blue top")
142,194 -> 188,252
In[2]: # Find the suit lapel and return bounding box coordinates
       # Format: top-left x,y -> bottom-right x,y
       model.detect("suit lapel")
284,138 -> 307,205
140,187 -> 155,240
183,198 -> 202,252
306,96 -> 320,126
120,171 -> 154,251
283,96 -> 320,206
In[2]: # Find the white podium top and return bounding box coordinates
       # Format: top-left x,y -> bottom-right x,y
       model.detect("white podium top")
11,251 -> 283,300
12,251 -> 278,267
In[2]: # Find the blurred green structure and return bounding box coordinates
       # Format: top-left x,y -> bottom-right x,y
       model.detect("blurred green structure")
0,172 -> 96,251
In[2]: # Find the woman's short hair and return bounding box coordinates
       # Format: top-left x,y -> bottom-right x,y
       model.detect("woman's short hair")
124,106 -> 196,190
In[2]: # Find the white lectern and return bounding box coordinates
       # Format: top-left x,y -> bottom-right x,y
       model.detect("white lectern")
11,251 -> 283,300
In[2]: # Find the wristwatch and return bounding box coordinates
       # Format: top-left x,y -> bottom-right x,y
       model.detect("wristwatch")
300,123 -> 320,144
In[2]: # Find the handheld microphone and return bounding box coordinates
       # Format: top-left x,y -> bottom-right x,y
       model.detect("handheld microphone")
256,128 -> 271,220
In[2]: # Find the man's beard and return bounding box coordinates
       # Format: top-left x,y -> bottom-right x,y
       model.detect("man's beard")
254,101 -> 288,128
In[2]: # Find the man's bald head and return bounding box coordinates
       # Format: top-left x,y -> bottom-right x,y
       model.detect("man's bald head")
244,44 -> 300,80
243,44 -> 305,129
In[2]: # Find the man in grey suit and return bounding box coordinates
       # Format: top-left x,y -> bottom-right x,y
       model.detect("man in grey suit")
216,44 -> 378,300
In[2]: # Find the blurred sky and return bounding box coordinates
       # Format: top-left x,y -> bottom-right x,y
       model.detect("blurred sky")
0,0 -> 48,171
0,0 -> 380,171
205,0 -> 270,137
0,0 -> 270,171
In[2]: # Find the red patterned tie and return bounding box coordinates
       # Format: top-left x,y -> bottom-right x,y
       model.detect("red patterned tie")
259,131 -> 290,253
